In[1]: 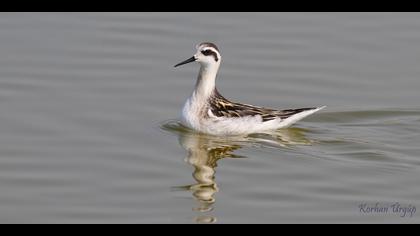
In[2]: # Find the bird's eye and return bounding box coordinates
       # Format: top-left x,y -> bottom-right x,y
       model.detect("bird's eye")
201,50 -> 211,55
200,49 -> 219,62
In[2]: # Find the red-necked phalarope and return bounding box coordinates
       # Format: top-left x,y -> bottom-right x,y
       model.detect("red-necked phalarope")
174,42 -> 325,136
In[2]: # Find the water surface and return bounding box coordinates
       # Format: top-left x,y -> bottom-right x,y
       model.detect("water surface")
0,13 -> 419,223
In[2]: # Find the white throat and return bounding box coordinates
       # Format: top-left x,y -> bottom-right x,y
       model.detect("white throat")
193,63 -> 220,99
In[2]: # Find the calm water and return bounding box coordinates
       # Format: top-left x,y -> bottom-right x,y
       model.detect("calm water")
0,13 -> 420,223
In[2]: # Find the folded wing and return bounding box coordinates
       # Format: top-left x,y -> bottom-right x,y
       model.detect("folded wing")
209,90 -> 317,122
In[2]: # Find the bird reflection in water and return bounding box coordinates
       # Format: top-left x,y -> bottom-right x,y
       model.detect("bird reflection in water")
161,121 -> 314,223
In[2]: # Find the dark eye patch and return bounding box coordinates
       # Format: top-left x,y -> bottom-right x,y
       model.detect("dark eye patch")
201,50 -> 219,62
201,50 -> 211,55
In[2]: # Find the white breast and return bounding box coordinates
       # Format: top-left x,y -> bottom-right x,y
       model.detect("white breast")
181,95 -> 207,132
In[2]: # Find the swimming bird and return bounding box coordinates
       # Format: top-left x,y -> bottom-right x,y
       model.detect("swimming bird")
174,42 -> 325,136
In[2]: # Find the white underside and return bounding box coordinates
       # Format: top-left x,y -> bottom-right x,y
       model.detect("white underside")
182,98 -> 325,136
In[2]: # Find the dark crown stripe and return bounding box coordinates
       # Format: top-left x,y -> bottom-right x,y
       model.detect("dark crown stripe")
199,42 -> 219,52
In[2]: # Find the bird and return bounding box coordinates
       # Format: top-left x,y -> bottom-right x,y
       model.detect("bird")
174,42 -> 325,136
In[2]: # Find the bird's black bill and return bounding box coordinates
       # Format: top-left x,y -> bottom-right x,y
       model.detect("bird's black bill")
174,56 -> 196,67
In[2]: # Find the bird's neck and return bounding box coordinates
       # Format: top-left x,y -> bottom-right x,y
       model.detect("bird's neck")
193,64 -> 219,99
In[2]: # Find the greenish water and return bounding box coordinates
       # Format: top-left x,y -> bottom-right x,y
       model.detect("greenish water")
0,13 -> 419,223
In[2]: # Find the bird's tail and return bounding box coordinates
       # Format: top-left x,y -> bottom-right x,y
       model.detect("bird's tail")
278,106 -> 326,128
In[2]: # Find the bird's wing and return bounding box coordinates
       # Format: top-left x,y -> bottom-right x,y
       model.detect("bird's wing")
209,90 -> 317,122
